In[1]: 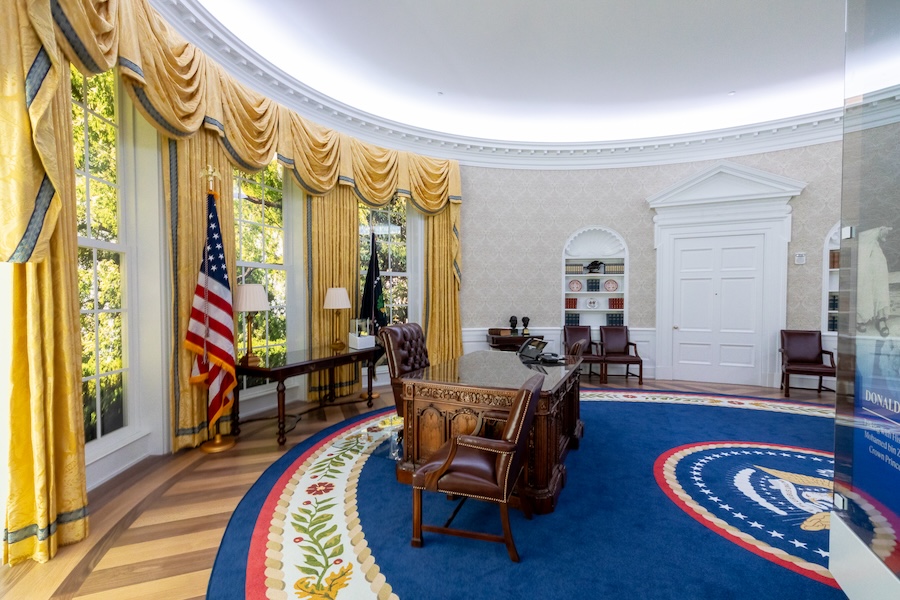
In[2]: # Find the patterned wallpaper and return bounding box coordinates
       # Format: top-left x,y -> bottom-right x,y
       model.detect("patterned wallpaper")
459,141 -> 843,330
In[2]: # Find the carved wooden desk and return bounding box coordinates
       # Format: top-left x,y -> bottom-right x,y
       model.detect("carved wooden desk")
485,334 -> 544,352
397,350 -> 583,514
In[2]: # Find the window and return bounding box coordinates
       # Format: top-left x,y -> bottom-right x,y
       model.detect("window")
234,163 -> 286,388
359,198 -> 408,325
72,66 -> 125,442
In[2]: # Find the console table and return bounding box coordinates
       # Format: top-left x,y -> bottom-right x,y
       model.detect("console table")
485,334 -> 544,352
234,345 -> 379,445
397,350 -> 583,514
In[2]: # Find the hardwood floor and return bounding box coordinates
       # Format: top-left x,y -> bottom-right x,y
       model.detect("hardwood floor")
0,376 -> 835,599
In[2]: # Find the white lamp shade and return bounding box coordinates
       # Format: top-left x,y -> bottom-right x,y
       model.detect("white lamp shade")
234,284 -> 269,313
323,287 -> 351,310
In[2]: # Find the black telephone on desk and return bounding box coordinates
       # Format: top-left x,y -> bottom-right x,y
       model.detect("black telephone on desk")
517,338 -> 563,364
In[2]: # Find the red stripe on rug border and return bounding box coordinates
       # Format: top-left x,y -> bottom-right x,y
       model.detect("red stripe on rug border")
246,414 -> 387,597
653,441 -> 839,588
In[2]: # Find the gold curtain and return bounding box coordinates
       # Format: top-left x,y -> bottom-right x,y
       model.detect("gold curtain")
161,132 -> 238,451
424,201 -> 463,364
306,187 -> 361,400
4,67 -> 88,564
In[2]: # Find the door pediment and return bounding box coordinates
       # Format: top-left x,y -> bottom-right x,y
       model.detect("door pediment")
647,161 -> 807,218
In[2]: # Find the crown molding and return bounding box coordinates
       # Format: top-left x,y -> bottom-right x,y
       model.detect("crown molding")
150,0 -> 887,169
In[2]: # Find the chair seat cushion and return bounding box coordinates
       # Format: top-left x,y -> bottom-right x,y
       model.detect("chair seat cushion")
412,443 -> 502,500
784,363 -> 835,376
603,355 -> 641,364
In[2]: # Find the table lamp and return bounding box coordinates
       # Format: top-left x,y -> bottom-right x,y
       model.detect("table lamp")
234,283 -> 269,366
323,287 -> 351,351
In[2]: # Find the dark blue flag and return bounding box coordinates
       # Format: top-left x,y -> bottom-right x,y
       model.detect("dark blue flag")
360,231 -> 388,333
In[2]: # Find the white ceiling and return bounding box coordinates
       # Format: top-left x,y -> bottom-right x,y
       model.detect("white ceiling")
193,0 -> 851,143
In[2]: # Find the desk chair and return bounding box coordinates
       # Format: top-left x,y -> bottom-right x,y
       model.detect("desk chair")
411,374 -> 544,562
378,323 -> 430,422
780,329 -> 835,397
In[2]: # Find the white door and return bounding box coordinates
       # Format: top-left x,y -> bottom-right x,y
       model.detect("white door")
672,234 -> 765,384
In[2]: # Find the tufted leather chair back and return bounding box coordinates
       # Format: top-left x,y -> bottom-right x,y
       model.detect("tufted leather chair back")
378,323 -> 431,417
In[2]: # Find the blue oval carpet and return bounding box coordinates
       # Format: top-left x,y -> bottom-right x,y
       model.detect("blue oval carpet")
209,391 -> 854,599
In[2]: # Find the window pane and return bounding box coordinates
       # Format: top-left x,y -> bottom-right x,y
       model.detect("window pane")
80,313 -> 96,378
265,226 -> 283,264
242,189 -> 263,224
268,344 -> 286,368
70,65 -> 85,104
83,379 -> 97,442
76,175 -> 88,236
86,71 -> 116,122
239,223 -> 262,263
78,247 -> 95,311
90,180 -> 119,242
87,113 -> 117,183
96,250 -> 122,309
268,269 -> 286,306
99,372 -> 124,435
72,103 -> 85,172
97,312 -> 123,373
389,242 -> 407,272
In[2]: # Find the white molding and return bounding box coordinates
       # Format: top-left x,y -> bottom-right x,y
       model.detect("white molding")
149,0 -> 858,169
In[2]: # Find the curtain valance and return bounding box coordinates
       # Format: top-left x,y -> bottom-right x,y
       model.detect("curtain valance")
2,0 -> 460,263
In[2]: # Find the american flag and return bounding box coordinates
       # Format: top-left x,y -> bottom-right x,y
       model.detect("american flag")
184,193 -> 236,432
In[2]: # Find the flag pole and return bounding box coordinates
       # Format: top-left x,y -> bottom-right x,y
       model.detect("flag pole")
198,166 -> 236,453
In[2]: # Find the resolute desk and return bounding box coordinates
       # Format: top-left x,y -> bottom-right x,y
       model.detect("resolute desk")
397,350 -> 583,514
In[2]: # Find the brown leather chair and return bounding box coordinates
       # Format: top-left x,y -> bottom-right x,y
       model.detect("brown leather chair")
378,323 -> 430,420
411,373 -> 544,562
598,326 -> 643,385
563,325 -> 603,378
780,330 -> 836,397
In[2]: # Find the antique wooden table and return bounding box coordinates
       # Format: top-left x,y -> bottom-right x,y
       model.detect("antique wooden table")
234,345 -> 379,445
397,350 -> 583,514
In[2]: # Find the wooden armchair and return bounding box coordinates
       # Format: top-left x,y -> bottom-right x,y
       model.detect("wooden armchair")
563,325 -> 603,378
598,326 -> 643,385
780,330 -> 836,397
411,374 -> 544,562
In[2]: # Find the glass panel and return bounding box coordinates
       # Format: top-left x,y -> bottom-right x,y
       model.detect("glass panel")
833,0 -> 900,581
80,313 -> 96,378
389,242 -> 407,272
70,65 -> 85,104
268,311 -> 287,351
99,372 -> 124,434
86,71 -> 116,122
75,175 -> 88,236
265,226 -> 283,264
78,247 -> 95,311
87,113 -> 117,183
268,344 -> 286,368
241,223 -> 264,263
97,312 -> 123,374
82,379 -> 97,442
96,250 -> 122,309
268,269 -> 286,306
72,103 -> 86,172
242,187 -> 263,224
264,189 -> 283,227
90,180 -> 119,242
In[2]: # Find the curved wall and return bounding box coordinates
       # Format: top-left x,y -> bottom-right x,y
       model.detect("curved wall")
460,142 -> 843,330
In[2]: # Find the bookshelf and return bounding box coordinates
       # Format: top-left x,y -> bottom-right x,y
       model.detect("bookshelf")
563,227 -> 627,329
823,223 -> 840,333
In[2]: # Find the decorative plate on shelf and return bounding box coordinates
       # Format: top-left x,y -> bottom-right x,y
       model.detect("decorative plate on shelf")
586,298 -> 599,309
568,279 -> 583,292
603,279 -> 619,292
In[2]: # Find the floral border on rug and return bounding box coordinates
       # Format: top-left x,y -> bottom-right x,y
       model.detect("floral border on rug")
249,392 -> 836,599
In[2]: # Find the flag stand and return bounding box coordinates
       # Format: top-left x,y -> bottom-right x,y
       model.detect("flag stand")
201,423 -> 235,454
